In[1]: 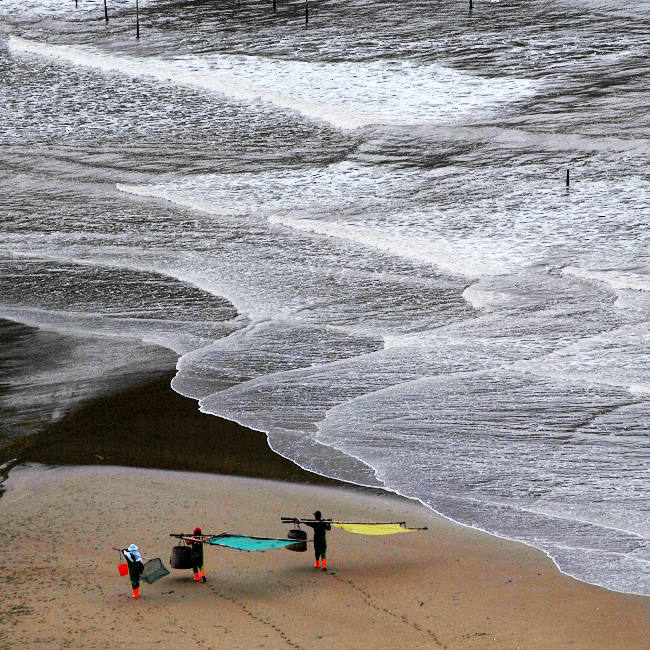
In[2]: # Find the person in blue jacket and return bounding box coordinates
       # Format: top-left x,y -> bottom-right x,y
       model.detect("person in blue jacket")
122,543 -> 144,598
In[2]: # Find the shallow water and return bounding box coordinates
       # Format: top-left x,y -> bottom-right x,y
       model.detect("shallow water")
0,0 -> 648,594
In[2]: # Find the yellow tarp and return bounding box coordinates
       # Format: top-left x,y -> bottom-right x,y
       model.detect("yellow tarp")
331,523 -> 418,535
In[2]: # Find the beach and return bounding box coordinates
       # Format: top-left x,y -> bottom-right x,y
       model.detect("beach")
1,0 -> 649,644
0,372 -> 648,649
2,0 -> 649,602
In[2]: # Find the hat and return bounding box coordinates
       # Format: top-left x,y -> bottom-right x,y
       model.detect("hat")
128,544 -> 138,552
194,527 -> 202,534
313,511 -> 322,519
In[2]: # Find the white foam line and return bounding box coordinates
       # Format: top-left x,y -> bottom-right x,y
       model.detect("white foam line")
116,183 -> 233,217
8,36 -> 538,131
1,246 -> 253,324
0,305 -> 188,354
455,126 -> 650,155
7,36 -> 375,129
269,214 -> 507,279
562,265 -> 650,292
118,182 -> 509,280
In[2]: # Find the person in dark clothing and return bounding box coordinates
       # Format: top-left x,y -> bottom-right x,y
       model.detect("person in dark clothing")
305,510 -> 331,570
186,526 -> 206,582
122,543 -> 144,599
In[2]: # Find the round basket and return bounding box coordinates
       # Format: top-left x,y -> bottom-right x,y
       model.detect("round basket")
286,528 -> 307,552
170,545 -> 194,569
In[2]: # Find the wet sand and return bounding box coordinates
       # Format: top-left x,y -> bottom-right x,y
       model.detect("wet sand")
0,372 -> 342,487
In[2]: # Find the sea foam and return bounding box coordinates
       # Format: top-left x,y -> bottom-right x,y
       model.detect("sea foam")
8,36 -> 536,130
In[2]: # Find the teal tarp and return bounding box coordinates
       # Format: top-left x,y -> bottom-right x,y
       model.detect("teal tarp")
206,534 -> 297,552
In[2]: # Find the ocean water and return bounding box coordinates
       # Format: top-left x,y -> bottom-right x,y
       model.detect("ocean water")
1,0 -> 648,595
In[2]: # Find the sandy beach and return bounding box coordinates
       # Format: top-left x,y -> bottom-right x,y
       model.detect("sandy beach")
0,374 -> 648,649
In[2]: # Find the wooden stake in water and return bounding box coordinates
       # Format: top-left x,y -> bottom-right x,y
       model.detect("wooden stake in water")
305,0 -> 309,25
273,0 -> 276,13
469,0 -> 473,13
104,0 -> 108,23
136,0 -> 140,39
566,169 -> 570,187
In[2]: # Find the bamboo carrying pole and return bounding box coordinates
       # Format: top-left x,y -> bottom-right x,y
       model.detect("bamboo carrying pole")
169,533 -> 299,544
281,517 -> 427,529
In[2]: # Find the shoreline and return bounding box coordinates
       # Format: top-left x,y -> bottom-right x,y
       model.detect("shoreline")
0,313 -> 387,498
0,371 -> 348,489
0,333 -> 647,598
0,326 -> 648,647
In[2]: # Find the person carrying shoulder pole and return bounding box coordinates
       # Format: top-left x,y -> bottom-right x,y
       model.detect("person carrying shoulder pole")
305,510 -> 331,570
186,526 -> 206,582
122,544 -> 144,599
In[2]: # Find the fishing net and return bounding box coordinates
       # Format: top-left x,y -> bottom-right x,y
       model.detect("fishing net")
141,558 -> 170,584
206,534 -> 297,552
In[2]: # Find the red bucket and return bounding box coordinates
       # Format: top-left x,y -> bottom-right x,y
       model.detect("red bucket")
118,563 -> 128,576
